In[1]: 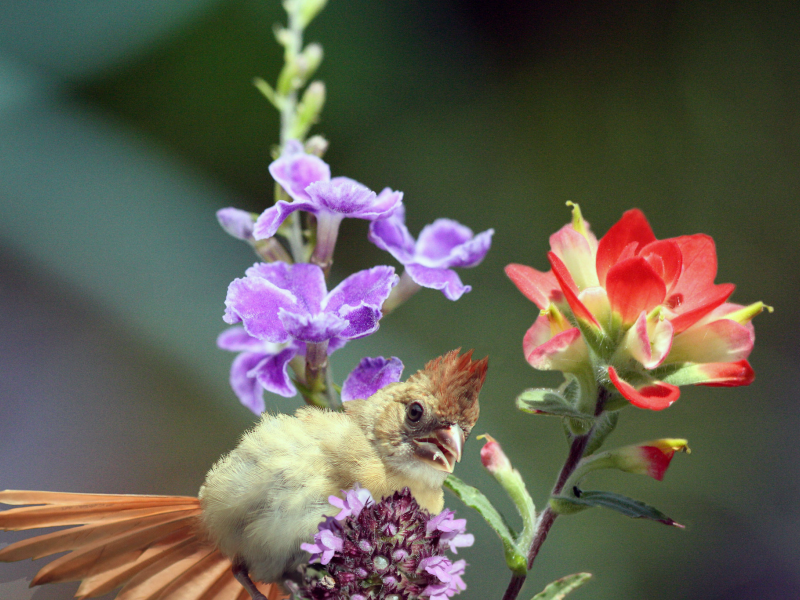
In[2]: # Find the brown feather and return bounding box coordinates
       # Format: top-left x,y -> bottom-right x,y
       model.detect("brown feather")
0,506 -> 201,561
30,510 -> 201,585
195,568 -> 244,600
156,551 -> 230,600
0,490 -> 194,506
0,499 -> 198,531
74,532 -> 196,599
114,541 -> 212,600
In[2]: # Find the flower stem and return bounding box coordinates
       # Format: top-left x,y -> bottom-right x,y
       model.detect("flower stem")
500,386 -> 610,600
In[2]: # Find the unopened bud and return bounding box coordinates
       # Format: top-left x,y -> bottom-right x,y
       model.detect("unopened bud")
298,0 -> 329,29
299,44 -> 324,79
613,439 -> 690,481
216,207 -> 255,241
292,81 -> 326,140
305,135 -> 329,157
479,434 -> 512,475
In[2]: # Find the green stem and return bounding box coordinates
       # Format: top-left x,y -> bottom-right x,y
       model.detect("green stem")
500,386 -> 610,600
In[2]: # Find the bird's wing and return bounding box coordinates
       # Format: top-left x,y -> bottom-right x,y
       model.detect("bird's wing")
0,490 -> 287,600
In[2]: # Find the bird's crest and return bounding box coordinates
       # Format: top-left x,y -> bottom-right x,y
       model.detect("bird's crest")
411,349 -> 488,423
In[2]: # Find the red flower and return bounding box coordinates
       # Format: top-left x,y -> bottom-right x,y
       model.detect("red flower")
507,204 -> 767,410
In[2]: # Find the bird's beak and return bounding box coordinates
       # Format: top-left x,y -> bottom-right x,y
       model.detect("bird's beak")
412,423 -> 465,473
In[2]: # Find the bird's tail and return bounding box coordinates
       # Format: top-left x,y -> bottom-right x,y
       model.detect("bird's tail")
0,490 -> 286,600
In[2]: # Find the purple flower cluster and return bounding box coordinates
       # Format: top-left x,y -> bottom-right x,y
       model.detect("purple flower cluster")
216,141 -> 492,411
293,487 -> 471,600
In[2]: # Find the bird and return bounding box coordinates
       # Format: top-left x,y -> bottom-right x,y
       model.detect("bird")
0,349 -> 488,600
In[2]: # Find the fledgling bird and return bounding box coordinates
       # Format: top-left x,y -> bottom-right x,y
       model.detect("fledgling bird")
0,349 -> 488,600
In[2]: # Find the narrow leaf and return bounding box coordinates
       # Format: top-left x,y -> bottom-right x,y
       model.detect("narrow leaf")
531,573 -> 592,600
551,489 -> 683,527
517,389 -> 593,421
444,475 -> 527,575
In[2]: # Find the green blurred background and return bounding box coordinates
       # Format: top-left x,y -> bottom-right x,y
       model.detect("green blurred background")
1,1 -> 798,598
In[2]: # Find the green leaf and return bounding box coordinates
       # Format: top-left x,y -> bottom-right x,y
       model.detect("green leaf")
551,489 -> 684,527
444,475 -> 527,575
583,410 -> 619,456
531,573 -> 592,600
517,388 -> 593,421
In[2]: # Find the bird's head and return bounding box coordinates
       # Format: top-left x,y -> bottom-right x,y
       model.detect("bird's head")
351,349 -> 488,483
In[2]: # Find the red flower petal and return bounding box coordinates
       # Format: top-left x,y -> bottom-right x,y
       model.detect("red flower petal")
548,252 -> 600,328
668,283 -> 735,333
669,234 -> 719,298
505,263 -> 560,310
608,366 -> 680,410
697,360 -> 755,387
639,239 -> 683,291
605,257 -> 667,326
640,446 -> 674,481
596,209 -> 657,286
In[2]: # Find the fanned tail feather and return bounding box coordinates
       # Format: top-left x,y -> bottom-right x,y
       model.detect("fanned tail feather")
0,490 -> 286,600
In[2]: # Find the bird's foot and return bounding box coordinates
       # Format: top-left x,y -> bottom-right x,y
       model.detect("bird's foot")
232,561 -> 268,600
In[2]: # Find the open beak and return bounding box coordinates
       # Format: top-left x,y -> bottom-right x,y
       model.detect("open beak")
413,423 -> 465,473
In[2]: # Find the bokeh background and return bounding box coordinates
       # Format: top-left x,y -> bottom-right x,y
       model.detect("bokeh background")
1,1 -> 798,598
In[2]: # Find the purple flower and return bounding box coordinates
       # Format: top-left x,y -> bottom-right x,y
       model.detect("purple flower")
224,262 -> 396,343
328,484 -> 373,521
426,509 -> 475,554
267,139 -> 331,203
420,557 -> 467,600
253,143 -> 403,267
293,487 -> 470,600
221,263 -> 397,409
369,205 -> 494,301
300,518 -> 344,565
340,356 -> 404,402
216,207 -> 256,240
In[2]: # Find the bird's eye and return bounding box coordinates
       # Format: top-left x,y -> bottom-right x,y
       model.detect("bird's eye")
406,401 -> 424,423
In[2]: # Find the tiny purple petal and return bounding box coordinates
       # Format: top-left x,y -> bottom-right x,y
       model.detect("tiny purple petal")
216,207 -> 255,240
415,220 -> 494,269
341,356 -> 404,402
368,210 -> 416,264
335,304 -> 382,340
217,326 -> 274,352
278,308 -> 349,343
444,533 -> 475,553
306,178 -> 401,220
329,484 -> 373,521
301,527 -> 344,565
229,351 -> 271,414
405,264 -> 471,301
324,265 -> 398,315
269,145 -> 331,203
249,345 -> 299,398
252,199 -> 318,240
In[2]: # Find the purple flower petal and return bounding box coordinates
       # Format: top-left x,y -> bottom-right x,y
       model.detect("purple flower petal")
329,484 -> 373,521
252,199 -> 319,240
229,351 -> 271,414
306,178 -> 401,220
405,264 -> 471,301
416,220 -> 494,268
341,356 -> 404,402
217,326 -> 273,352
216,207 -> 255,240
278,308 -> 349,343
247,262 -> 328,313
301,524 -> 344,565
249,346 -> 299,399
336,304 -> 382,340
268,142 -> 331,203
368,206 -> 416,264
324,266 -> 398,315
223,276 -> 298,342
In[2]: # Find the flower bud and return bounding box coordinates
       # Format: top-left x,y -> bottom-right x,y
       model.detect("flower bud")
613,439 -> 690,481
479,434 -> 512,475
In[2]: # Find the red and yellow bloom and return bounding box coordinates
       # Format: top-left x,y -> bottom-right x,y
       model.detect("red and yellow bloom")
507,204 -> 767,411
